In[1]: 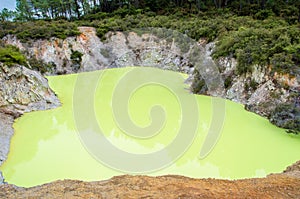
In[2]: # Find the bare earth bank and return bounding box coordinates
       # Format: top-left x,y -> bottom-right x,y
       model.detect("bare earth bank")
1,161 -> 300,199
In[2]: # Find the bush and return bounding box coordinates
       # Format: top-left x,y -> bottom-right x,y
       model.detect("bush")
254,9 -> 274,20
27,57 -> 56,74
270,53 -> 294,72
70,50 -> 83,71
0,41 -> 58,73
213,22 -> 300,75
81,12 -> 108,21
224,76 -> 233,89
0,45 -> 26,66
0,20 -> 80,42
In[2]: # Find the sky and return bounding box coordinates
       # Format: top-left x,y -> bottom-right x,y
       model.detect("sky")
0,0 -> 16,11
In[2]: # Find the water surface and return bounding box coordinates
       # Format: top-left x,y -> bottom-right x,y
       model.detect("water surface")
1,67 -> 299,187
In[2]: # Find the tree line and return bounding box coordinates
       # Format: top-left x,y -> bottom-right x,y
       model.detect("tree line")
0,0 -> 299,21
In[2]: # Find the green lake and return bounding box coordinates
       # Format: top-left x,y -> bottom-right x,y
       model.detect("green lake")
1,67 -> 300,187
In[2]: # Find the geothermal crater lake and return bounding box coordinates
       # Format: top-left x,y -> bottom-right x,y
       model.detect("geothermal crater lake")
1,67 -> 300,187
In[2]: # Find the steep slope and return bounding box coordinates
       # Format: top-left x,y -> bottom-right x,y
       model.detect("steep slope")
3,27 -> 299,132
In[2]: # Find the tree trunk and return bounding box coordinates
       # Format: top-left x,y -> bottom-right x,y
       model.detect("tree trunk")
74,0 -> 81,18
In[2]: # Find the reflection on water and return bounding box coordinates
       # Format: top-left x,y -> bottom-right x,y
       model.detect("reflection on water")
1,67 -> 300,187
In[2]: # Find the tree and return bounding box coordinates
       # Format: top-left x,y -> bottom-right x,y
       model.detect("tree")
16,0 -> 34,21
0,8 -> 16,21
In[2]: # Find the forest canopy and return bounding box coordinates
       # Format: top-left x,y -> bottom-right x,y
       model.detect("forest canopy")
0,0 -> 299,22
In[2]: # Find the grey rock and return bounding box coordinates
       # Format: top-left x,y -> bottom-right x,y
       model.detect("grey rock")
191,42 -> 299,133
0,171 -> 4,185
0,64 -> 60,116
3,28 -> 195,76
0,113 -> 14,168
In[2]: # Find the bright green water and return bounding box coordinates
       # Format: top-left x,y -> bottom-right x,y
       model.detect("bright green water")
1,67 -> 300,187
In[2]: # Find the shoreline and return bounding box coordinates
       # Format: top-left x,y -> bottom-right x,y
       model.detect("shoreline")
1,172 -> 300,198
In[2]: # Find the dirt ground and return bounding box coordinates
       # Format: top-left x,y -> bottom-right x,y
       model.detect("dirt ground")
1,162 -> 300,199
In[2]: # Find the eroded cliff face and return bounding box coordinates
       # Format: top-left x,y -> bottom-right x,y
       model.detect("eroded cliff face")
3,27 -> 193,75
192,43 -> 299,132
3,27 -> 299,131
216,56 -> 299,114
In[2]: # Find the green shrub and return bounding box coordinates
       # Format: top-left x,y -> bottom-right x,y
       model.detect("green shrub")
224,76 -> 233,89
0,45 -> 26,66
0,20 -> 80,42
96,26 -> 110,40
270,53 -> 294,72
254,9 -> 274,20
213,23 -> 299,75
0,42 -> 56,73
70,50 -> 83,71
27,57 -> 56,74
81,12 -> 108,21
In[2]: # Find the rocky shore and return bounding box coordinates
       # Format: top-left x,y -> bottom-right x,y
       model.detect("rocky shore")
1,167 -> 300,198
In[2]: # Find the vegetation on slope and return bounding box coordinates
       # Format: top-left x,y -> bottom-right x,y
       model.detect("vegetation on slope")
1,0 -> 299,22
0,41 -> 56,73
1,10 -> 299,75
0,0 -> 299,133
0,43 -> 26,66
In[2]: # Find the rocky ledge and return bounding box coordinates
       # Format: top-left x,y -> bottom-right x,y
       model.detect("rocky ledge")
0,63 -> 60,117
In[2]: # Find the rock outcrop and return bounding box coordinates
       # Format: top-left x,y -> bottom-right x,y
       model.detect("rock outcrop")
2,27 -> 194,76
0,113 -> 13,184
0,64 -> 60,117
284,160 -> 300,178
0,171 -> 4,185
192,46 -> 299,132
